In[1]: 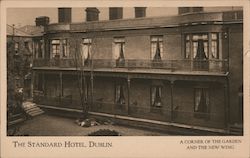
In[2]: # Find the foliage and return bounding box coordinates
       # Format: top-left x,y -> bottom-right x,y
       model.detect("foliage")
88,129 -> 121,136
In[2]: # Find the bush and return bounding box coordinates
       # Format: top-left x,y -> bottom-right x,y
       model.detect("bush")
88,129 -> 121,136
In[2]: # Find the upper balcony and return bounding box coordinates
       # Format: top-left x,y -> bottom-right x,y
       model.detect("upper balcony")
33,59 -> 228,76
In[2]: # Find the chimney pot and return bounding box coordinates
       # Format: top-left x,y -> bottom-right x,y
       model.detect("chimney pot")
58,8 -> 72,23
85,7 -> 100,21
35,16 -> 50,26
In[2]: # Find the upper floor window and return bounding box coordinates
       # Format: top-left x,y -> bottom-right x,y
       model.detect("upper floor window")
81,38 -> 92,65
151,36 -> 163,61
62,39 -> 69,58
35,39 -> 44,58
51,39 -> 60,58
113,37 -> 125,67
50,39 -> 69,59
185,33 -> 219,60
194,88 -> 210,119
24,41 -> 31,53
211,33 -> 219,59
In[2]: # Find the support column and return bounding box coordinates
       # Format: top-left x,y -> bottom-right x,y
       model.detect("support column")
127,77 -> 131,115
31,71 -> 35,98
170,80 -> 174,122
42,72 -> 45,92
224,82 -> 229,128
59,72 -> 63,99
90,73 -> 94,111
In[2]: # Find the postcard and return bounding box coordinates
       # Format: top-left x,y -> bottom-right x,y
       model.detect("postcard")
1,0 -> 249,157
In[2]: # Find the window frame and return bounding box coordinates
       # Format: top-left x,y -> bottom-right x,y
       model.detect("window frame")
114,83 -> 126,105
150,35 -> 163,60
51,39 -> 60,58
150,85 -> 163,108
184,33 -> 220,60
81,38 -> 92,61
62,39 -> 69,58
193,87 -> 210,119
113,37 -> 125,60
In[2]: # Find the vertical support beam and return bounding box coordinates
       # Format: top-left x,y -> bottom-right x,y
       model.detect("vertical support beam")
127,77 -> 131,115
90,73 -> 94,111
31,71 -> 35,98
224,81 -> 229,129
42,72 -> 45,92
170,80 -> 174,122
60,72 -> 63,99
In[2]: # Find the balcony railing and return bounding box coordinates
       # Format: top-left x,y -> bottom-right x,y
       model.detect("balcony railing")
33,58 -> 228,74
33,94 -> 225,128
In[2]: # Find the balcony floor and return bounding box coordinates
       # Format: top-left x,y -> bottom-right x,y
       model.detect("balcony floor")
33,66 -> 228,76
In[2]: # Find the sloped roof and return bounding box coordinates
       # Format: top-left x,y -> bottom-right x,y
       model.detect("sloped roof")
7,24 -> 44,37
18,25 -> 44,36
7,24 -> 31,37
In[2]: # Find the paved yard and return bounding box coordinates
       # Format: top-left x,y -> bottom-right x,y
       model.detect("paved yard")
12,114 -> 170,136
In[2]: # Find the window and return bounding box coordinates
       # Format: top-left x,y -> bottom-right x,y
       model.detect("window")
81,38 -> 92,65
192,34 -> 208,59
115,84 -> 125,105
24,41 -> 31,52
185,33 -> 220,60
35,40 -> 44,58
51,39 -> 60,58
62,39 -> 69,58
113,37 -> 125,66
151,36 -> 163,60
185,35 -> 191,59
151,86 -> 162,108
194,88 -> 209,119
14,42 -> 19,53
211,33 -> 219,59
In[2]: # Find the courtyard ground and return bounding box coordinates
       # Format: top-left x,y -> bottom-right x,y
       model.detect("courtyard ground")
11,114 -> 171,136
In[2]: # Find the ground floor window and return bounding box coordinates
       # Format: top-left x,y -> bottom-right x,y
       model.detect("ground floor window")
151,86 -> 162,108
194,88 -> 210,119
115,84 -> 125,105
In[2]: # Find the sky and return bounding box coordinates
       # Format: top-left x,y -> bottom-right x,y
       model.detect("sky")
7,7 -> 178,27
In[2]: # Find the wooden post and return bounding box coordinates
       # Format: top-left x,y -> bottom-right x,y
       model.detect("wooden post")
224,81 -> 229,129
170,80 -> 174,122
59,72 -> 63,106
127,77 -> 131,115
90,73 -> 94,111
31,71 -> 35,98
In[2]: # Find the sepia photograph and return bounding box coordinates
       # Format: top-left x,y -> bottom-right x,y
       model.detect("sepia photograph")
1,0 -> 249,157
6,6 -> 244,136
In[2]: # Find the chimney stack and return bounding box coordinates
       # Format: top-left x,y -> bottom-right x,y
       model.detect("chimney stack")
35,16 -> 50,26
135,7 -> 146,18
109,7 -> 123,20
178,7 -> 203,15
58,8 -> 72,23
85,8 -> 100,21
